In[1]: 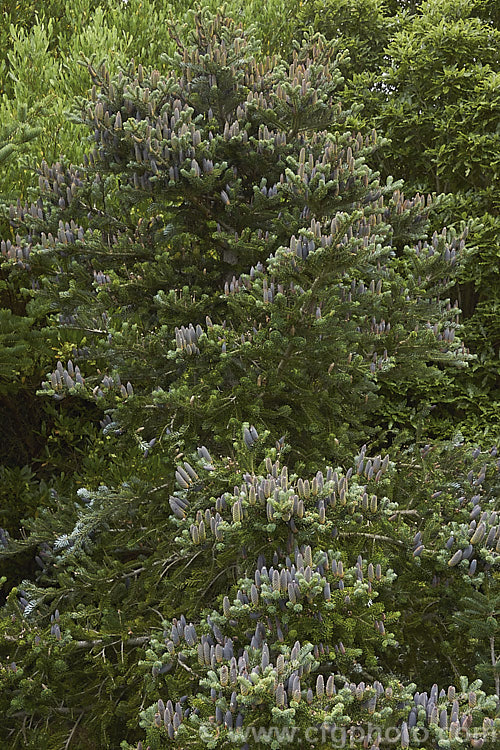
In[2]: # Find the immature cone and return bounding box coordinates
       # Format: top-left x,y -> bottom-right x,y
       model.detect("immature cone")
470,522 -> 486,544
316,674 -> 324,698
276,654 -> 285,674
175,471 -> 190,490
292,676 -> 301,702
276,682 -> 284,707
326,675 -> 335,697
400,722 -> 409,748
232,500 -> 242,523
250,584 -> 259,606
448,549 -> 463,566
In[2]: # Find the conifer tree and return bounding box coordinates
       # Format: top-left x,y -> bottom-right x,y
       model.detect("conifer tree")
6,9 -> 471,465
0,8 -> 498,750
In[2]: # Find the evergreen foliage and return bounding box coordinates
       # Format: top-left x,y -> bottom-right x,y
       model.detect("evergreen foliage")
5,10 -> 473,464
297,0 -> 500,439
2,0 -> 499,458
0,4 -> 498,750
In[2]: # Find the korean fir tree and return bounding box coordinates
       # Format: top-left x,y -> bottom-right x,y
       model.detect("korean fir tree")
0,7 -> 498,750
2,433 -> 498,748
6,8 -> 473,468
133,438 -> 500,750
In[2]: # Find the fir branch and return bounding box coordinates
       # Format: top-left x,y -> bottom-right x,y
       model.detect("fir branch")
338,532 -> 405,547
